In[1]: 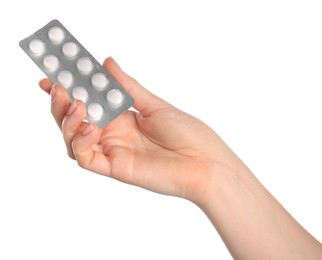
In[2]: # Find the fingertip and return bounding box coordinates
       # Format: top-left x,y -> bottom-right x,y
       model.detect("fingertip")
38,78 -> 48,86
39,78 -> 53,94
103,56 -> 121,72
103,56 -> 112,65
102,56 -> 136,95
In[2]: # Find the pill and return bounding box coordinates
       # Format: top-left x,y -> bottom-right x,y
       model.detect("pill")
29,39 -> 45,55
77,57 -> 93,74
48,27 -> 65,43
58,70 -> 73,87
106,89 -> 124,106
43,55 -> 59,71
87,103 -> 103,121
72,86 -> 89,103
20,19 -> 134,128
91,73 -> 109,91
62,42 -> 79,58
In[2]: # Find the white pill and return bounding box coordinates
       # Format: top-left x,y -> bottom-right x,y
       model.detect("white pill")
77,57 -> 93,74
48,27 -> 65,43
72,86 -> 89,103
91,73 -> 109,91
43,55 -> 59,71
62,42 -> 79,58
29,39 -> 45,55
106,89 -> 124,106
87,103 -> 104,121
58,70 -> 73,87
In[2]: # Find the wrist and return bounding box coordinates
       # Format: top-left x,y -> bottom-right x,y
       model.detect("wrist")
185,157 -> 248,208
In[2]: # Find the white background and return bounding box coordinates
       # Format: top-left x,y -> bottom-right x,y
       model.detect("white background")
1,0 -> 321,259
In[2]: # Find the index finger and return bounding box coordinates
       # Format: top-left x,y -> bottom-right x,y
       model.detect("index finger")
39,79 -> 70,130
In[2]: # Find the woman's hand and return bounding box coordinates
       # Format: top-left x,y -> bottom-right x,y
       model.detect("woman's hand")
39,57 -> 238,203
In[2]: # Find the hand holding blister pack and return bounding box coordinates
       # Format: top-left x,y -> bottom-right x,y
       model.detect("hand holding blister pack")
19,20 -> 134,128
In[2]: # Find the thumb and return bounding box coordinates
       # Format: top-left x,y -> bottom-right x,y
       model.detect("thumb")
71,123 -> 111,176
103,57 -> 170,116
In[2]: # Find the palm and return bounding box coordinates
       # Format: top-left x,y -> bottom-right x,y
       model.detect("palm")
95,106 -> 217,197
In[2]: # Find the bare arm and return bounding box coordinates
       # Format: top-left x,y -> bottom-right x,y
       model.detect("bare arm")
198,160 -> 322,259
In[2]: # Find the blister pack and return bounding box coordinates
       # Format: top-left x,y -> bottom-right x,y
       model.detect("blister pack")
19,19 -> 134,128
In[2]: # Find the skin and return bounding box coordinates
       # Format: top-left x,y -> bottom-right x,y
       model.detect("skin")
39,57 -> 322,259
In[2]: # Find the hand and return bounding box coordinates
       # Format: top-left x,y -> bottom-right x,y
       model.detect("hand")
39,57 -> 322,259
39,57 -> 239,203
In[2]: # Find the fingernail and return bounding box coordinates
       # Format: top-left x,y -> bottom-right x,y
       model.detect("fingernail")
82,123 -> 94,136
50,85 -> 56,102
67,101 -> 77,116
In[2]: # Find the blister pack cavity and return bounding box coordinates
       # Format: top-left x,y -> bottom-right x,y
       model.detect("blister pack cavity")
19,19 -> 134,128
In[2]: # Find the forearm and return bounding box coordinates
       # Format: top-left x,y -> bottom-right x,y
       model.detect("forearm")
197,163 -> 322,259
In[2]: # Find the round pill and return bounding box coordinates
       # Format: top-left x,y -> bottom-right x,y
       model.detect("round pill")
72,86 -> 89,103
91,73 -> 109,91
87,103 -> 104,121
58,70 -> 73,87
62,42 -> 79,58
77,57 -> 93,74
48,27 -> 65,43
43,55 -> 59,71
29,39 -> 45,55
106,89 -> 124,106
